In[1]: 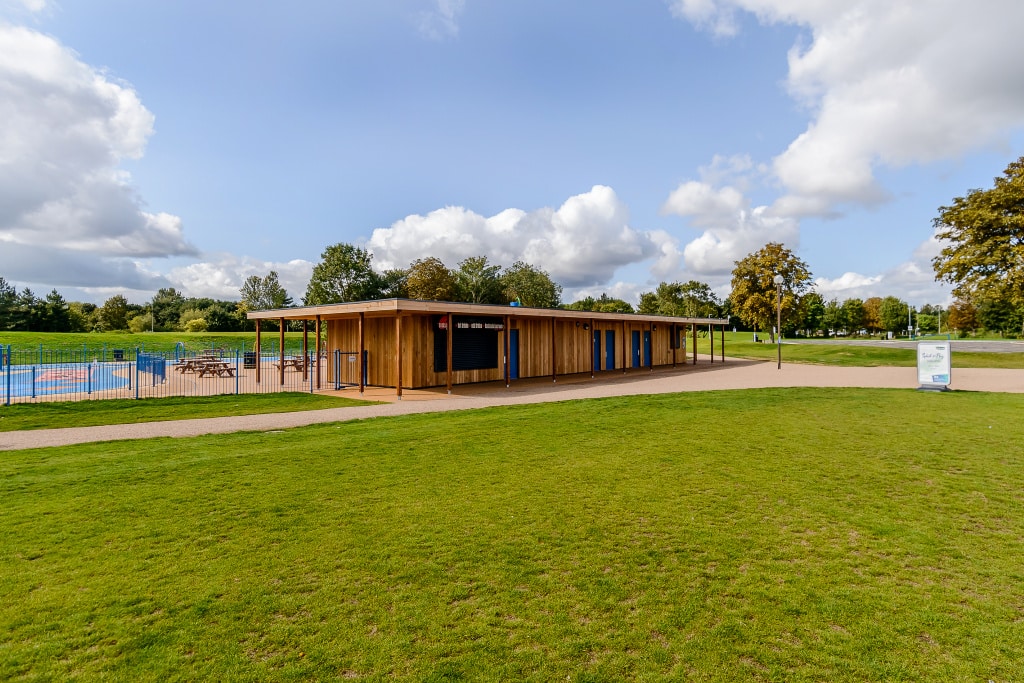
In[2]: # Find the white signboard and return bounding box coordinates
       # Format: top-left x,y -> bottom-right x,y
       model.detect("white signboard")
917,342 -> 951,388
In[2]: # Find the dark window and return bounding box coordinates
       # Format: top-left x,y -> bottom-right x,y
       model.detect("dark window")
434,315 -> 502,372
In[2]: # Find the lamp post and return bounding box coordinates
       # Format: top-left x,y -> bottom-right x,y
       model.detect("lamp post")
773,274 -> 783,369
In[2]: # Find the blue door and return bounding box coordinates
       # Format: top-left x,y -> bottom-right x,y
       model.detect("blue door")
593,330 -> 601,372
509,329 -> 519,380
632,331 -> 641,368
643,331 -> 652,368
605,330 -> 615,369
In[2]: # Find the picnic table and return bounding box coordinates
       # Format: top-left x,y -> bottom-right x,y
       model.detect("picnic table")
175,358 -> 236,377
273,357 -> 308,372
196,360 -> 236,378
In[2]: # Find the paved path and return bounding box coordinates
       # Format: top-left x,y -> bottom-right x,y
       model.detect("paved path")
3,360 -> 1022,451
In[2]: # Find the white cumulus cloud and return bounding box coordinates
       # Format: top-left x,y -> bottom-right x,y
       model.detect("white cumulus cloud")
168,255 -> 315,302
672,0 -> 1024,216
661,179 -> 799,276
0,24 -> 195,291
367,185 -> 663,288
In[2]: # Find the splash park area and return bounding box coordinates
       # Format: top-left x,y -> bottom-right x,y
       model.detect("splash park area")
0,343 -> 348,406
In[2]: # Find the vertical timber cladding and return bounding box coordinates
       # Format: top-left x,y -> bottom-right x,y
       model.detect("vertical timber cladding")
429,314 -> 504,386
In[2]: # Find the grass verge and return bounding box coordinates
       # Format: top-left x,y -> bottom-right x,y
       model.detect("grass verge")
1,388 -> 1022,681
695,333 -> 1024,368
0,393 -> 378,432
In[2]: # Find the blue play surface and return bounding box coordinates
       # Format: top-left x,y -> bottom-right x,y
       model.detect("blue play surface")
3,361 -> 132,398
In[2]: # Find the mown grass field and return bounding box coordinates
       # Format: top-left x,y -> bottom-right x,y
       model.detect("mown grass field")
0,393 -> 377,432
2,388 -> 1022,681
694,332 -> 1024,369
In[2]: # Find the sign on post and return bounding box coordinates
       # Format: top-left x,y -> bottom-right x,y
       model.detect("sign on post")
916,342 -> 951,391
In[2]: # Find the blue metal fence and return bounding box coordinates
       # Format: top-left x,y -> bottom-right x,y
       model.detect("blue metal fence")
2,343 -> 327,406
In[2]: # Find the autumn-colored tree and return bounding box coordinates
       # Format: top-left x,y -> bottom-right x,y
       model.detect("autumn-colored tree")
729,243 -> 812,341
933,157 -> 1024,309
946,300 -> 977,335
862,297 -> 883,334
406,257 -> 458,301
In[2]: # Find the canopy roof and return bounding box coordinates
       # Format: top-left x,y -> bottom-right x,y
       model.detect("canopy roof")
247,298 -> 728,326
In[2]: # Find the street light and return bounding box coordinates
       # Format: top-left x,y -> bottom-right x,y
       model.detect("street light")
773,274 -> 783,369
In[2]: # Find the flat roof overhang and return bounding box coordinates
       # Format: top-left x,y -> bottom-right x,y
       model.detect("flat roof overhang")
247,298 -> 728,327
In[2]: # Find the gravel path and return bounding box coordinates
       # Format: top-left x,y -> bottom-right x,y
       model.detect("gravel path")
3,360 -> 1022,451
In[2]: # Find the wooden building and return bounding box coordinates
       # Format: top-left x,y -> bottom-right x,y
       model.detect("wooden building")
248,299 -> 729,397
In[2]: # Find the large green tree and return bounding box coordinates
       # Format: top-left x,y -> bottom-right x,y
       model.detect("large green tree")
304,243 -> 383,304
239,271 -> 292,312
455,256 -> 503,304
565,293 -> 634,314
729,243 -> 812,340
933,157 -> 1024,315
842,298 -> 865,335
879,296 -> 908,334
100,294 -> 131,331
800,291 -> 826,335
500,261 -> 561,308
638,280 -> 721,318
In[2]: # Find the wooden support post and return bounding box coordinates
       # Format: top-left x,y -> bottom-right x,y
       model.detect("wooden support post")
255,319 -> 261,383
551,317 -> 557,382
395,315 -> 403,399
672,324 -> 677,368
693,323 -> 698,365
709,323 -> 714,364
649,322 -> 654,371
621,321 -> 627,373
721,324 -> 725,363
315,315 -> 321,389
279,319 -> 286,385
358,312 -> 365,394
504,315 -> 511,388
590,318 -> 595,378
446,312 -> 453,394
302,320 -> 309,381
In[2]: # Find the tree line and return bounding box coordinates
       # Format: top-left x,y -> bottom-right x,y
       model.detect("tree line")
3,155 -> 1020,336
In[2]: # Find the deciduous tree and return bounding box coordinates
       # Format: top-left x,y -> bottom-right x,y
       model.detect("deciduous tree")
240,271 -> 292,312
455,256 -> 503,304
879,296 -> 908,334
933,157 -> 1024,312
729,243 -> 812,341
501,261 -> 561,308
946,299 -> 978,335
304,243 -> 383,304
863,297 -> 883,334
406,257 -> 458,301
100,295 -> 131,331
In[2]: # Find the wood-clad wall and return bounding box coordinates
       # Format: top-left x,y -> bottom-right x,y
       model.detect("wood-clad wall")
326,313 -> 694,389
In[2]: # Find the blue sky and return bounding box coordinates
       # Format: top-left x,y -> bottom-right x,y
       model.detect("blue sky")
2,0 -> 1023,307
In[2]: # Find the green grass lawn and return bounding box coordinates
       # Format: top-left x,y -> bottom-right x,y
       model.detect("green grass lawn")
695,333 -> 1024,368
2,388 -> 1022,681
0,393 -> 377,432
0,330 -> 309,355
